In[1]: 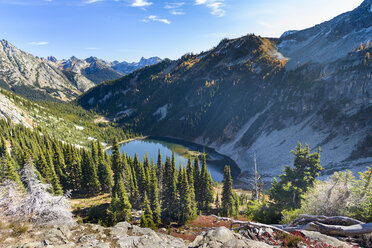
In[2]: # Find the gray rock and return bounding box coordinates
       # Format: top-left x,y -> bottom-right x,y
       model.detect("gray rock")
301,230 -> 353,248
189,227 -> 272,248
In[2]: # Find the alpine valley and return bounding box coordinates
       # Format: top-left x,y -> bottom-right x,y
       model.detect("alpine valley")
0,1 -> 372,247
77,1 -> 372,183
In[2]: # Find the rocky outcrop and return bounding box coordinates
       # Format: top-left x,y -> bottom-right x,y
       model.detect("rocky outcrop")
1,222 -> 358,248
0,91 -> 32,128
1,222 -> 186,248
189,227 -> 272,248
0,40 -> 95,101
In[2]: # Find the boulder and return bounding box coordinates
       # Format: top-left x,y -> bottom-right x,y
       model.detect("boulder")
189,227 -> 272,248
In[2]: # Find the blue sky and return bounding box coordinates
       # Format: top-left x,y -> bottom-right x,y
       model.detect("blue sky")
0,0 -> 364,62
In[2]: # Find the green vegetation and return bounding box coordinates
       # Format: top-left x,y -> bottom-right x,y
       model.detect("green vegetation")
0,88 -> 135,147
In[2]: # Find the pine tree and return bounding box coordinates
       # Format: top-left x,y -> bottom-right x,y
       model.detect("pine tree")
149,163 -> 161,225
65,146 -> 81,192
0,135 -> 7,157
97,141 -> 113,193
215,192 -> 221,212
98,155 -> 114,193
200,155 -> 213,211
270,143 -> 323,209
186,156 -> 197,216
162,156 -> 177,224
177,167 -> 196,224
0,155 -> 23,188
52,142 -> 68,190
109,172 -> 132,223
222,165 -> 233,216
193,156 -> 201,209
43,136 -> 63,195
91,141 -> 99,169
111,139 -> 123,197
135,154 -> 147,204
141,192 -> 155,229
81,149 -> 101,193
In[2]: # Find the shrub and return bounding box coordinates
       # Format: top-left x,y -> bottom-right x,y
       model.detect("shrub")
245,200 -> 281,224
280,208 -> 303,224
300,167 -> 371,222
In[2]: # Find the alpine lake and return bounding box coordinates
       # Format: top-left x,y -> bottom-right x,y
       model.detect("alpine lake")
107,136 -> 240,182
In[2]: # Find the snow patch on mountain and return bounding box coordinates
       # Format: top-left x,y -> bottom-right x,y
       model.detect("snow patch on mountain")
116,109 -> 134,117
153,104 -> 169,120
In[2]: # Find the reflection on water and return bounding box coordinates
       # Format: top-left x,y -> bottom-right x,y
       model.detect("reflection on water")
108,137 -> 240,182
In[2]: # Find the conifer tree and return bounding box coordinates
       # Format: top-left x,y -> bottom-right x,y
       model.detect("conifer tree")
135,154 -> 147,204
193,156 -> 201,209
108,171 -> 132,223
178,167 -> 196,224
0,155 -> 23,188
156,149 -> 163,192
215,192 -> 221,212
186,156 -> 197,216
149,165 -> 161,226
141,192 -> 155,229
222,165 -> 233,216
81,149 -> 101,193
65,146 -> 81,192
270,143 -> 323,209
52,141 -> 68,190
97,153 -> 113,193
162,156 -> 177,224
200,155 -> 214,211
91,141 -> 99,169
111,139 -> 123,197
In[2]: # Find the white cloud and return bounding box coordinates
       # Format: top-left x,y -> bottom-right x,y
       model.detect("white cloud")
83,0 -> 104,3
195,0 -> 225,17
142,15 -> 171,24
165,2 -> 185,15
28,41 -> 49,46
132,0 -> 152,7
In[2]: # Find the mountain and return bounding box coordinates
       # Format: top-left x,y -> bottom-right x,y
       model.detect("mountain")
112,56 -> 162,74
0,40 -> 95,101
77,1 -> 372,182
278,0 -> 372,68
47,56 -> 162,84
48,56 -> 123,84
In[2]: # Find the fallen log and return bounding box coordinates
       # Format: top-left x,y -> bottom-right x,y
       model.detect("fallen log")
304,222 -> 372,237
291,215 -> 365,227
209,215 -> 290,235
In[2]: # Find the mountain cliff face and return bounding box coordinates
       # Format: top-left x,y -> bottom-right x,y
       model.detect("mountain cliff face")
112,56 -> 162,74
0,40 -> 95,101
278,0 -> 372,68
48,56 -> 123,84
48,56 -> 162,84
0,39 -> 162,101
77,1 -> 372,182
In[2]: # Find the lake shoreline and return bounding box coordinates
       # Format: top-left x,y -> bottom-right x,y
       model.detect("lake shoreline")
103,136 -> 148,152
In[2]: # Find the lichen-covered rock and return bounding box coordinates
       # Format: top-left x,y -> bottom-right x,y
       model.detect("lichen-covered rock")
189,227 -> 272,248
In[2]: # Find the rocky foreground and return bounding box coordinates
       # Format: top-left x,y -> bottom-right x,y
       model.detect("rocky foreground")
0,221 -> 362,248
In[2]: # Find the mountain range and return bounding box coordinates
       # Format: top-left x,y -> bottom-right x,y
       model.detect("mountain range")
0,39 -> 161,101
77,0 -> 372,183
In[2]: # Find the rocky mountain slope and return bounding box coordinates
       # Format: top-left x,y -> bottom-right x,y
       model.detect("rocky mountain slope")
0,39 -> 161,101
0,40 -> 95,101
112,56 -> 162,74
278,0 -> 372,68
47,56 -> 162,84
77,1 -> 372,182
